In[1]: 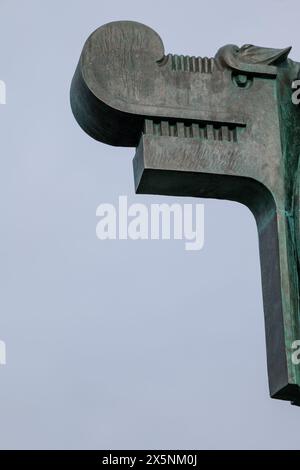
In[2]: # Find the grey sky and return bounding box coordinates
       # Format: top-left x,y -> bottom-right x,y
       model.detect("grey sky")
0,0 -> 299,450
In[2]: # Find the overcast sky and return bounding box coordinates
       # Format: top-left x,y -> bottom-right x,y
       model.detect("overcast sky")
0,0 -> 299,450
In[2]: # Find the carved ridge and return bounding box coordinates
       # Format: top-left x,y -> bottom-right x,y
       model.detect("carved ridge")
144,119 -> 242,142
162,54 -> 216,73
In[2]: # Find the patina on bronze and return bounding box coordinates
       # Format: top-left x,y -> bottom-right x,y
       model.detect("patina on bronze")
70,21 -> 300,406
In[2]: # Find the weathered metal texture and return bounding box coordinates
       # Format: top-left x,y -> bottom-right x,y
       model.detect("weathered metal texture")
70,21 -> 300,405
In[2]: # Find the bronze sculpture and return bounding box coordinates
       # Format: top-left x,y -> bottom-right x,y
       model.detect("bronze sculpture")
70,21 -> 300,406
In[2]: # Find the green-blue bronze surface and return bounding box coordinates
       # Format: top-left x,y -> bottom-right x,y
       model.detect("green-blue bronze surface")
70,21 -> 300,406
